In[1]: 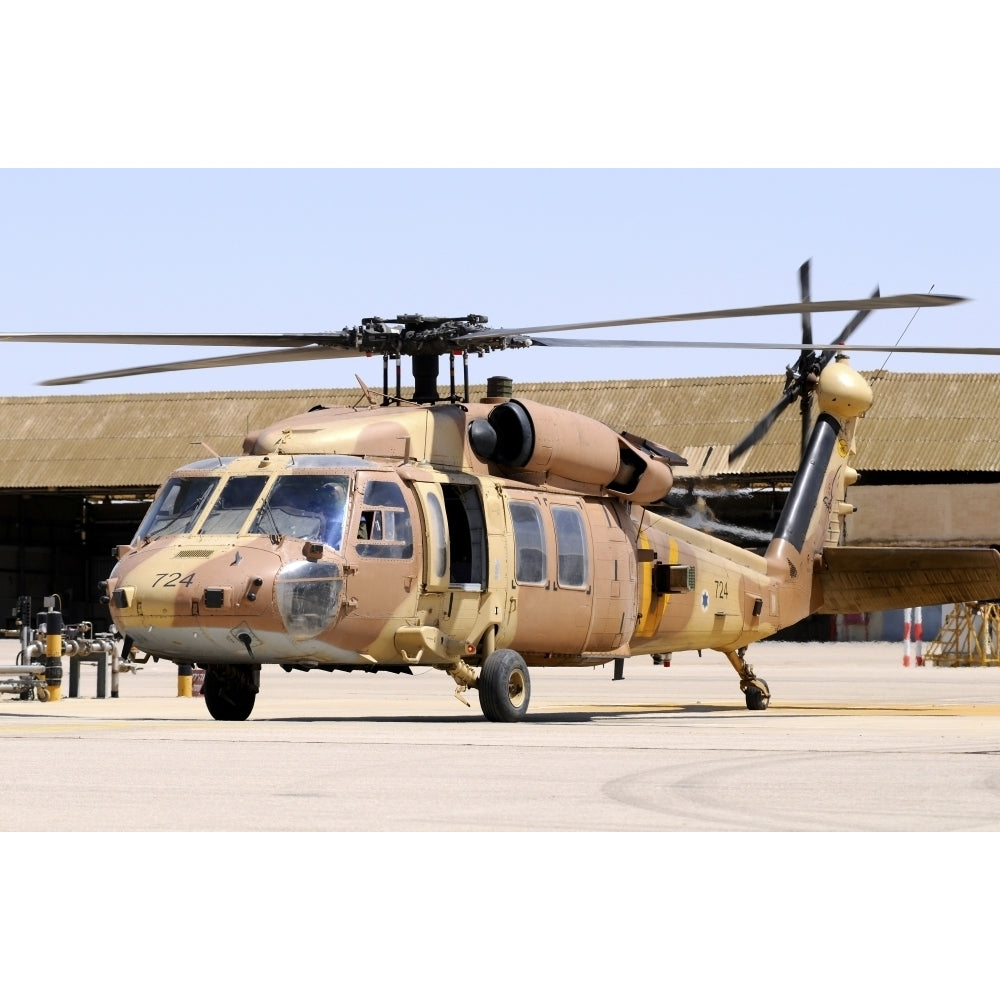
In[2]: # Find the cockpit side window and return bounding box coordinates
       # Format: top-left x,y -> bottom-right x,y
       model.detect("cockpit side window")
199,476 -> 269,535
135,476 -> 220,542
355,479 -> 413,559
250,474 -> 350,549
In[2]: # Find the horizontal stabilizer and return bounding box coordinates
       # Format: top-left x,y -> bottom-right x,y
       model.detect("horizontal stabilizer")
815,547 -> 1000,614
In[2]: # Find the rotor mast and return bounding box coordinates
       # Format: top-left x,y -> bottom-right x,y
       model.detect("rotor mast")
359,314 -> 491,405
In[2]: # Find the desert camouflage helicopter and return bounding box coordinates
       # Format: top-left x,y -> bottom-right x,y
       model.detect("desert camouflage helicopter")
8,262 -> 1000,722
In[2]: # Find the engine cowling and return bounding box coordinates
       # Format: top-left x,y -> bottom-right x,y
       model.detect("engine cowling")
468,398 -> 674,504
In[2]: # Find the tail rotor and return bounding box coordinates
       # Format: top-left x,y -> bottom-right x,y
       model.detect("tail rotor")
729,260 -> 876,463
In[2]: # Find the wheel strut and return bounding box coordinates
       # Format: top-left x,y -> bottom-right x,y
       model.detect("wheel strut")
725,646 -> 770,711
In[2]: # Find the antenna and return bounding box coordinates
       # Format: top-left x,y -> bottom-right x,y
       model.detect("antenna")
192,441 -> 223,465
871,283 -> 934,385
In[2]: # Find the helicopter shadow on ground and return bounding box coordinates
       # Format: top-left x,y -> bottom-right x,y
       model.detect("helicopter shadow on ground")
264,702 -> 744,724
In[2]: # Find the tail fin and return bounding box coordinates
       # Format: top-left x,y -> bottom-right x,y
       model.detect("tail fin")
765,357 -> 871,626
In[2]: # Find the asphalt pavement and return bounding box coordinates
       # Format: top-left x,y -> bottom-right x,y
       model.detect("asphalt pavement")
4,638 -> 1000,832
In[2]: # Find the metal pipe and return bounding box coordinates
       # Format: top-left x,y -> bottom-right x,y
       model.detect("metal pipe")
0,678 -> 41,692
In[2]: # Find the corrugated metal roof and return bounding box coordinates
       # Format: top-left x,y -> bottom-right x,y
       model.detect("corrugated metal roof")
854,371 -> 1000,474
1,370 -> 996,491
0,388 -> 362,490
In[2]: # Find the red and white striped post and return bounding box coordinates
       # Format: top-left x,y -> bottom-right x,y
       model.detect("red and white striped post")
903,608 -> 924,667
903,607 -> 912,667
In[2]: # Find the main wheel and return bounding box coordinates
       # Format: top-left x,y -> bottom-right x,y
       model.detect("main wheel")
202,666 -> 257,721
478,649 -> 531,722
745,679 -> 770,711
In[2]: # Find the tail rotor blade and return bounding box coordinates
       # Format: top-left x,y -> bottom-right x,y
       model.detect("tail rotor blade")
729,390 -> 796,462
799,259 -> 813,348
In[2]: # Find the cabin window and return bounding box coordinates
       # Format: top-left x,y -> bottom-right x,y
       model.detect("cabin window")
425,490 -> 447,579
552,504 -> 588,588
135,476 -> 220,542
355,480 -> 413,559
509,500 -> 547,584
249,474 -> 350,549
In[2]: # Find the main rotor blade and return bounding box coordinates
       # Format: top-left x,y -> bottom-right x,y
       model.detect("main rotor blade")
29,332 -> 996,359
489,292 -> 964,338
0,332 -> 338,347
37,345 -> 365,386
33,333 -> 1000,386
515,337 -> 1000,356
6,286 -> 974,387
3,291 -> 963,350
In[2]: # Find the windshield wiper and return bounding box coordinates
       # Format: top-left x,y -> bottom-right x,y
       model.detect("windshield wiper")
258,494 -> 284,544
144,495 -> 211,543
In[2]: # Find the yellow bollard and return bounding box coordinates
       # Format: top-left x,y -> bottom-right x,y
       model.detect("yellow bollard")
177,662 -> 193,697
44,610 -> 63,702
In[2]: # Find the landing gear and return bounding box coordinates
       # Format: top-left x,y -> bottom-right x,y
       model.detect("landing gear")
744,680 -> 771,711
725,646 -> 770,711
201,664 -> 259,721
477,649 -> 531,722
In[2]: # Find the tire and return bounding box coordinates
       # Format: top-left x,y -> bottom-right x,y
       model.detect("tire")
202,666 -> 257,721
745,681 -> 770,711
478,649 -> 531,722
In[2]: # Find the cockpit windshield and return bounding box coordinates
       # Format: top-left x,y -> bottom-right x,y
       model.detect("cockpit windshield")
136,470 -> 352,550
249,474 -> 350,549
199,476 -> 270,535
135,476 -> 220,542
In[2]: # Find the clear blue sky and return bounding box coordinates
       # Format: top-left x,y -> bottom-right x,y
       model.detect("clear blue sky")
2,168 -> 998,396
3,6 -> 996,396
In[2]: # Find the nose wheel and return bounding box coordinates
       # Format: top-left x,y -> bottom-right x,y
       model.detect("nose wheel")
201,664 -> 258,721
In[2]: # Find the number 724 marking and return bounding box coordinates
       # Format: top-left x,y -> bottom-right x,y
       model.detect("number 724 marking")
152,572 -> 196,588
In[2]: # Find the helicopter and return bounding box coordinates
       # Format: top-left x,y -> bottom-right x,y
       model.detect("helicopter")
7,261 -> 1000,722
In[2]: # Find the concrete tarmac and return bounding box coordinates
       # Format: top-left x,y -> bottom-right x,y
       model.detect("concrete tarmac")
3,639 -> 1000,831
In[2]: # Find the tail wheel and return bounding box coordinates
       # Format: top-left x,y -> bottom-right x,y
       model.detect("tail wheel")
745,679 -> 771,711
478,649 -> 531,722
201,665 -> 258,721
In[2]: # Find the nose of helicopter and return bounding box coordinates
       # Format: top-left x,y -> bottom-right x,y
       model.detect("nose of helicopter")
109,540 -> 281,618
107,537 -> 346,660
